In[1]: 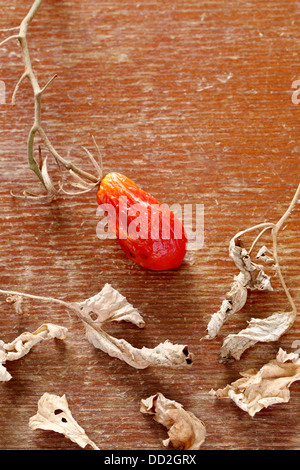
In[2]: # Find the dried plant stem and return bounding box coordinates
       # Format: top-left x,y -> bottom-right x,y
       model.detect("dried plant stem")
241,184 -> 299,314
205,184 -> 299,356
0,0 -> 101,195
276,183 -> 300,232
248,183 -> 300,252
0,286 -> 122,356
271,228 -> 297,316
0,288 -> 95,331
248,226 -> 274,255
0,288 -> 69,308
0,286 -> 193,369
270,184 -> 300,317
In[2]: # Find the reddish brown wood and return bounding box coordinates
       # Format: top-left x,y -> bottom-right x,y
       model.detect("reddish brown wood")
0,0 -> 299,450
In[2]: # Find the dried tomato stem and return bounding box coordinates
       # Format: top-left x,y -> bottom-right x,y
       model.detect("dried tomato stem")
232,222 -> 276,245
0,288 -> 70,309
240,184 -> 299,315
248,226 -> 274,255
0,288 -> 113,344
271,228 -> 297,316
0,288 -> 137,359
1,0 -> 101,195
275,183 -> 300,232
270,183 -> 300,316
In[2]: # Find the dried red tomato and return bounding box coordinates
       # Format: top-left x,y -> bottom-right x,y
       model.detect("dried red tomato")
97,172 -> 187,271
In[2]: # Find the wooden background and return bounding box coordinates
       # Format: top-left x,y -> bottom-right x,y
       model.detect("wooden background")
0,0 -> 299,451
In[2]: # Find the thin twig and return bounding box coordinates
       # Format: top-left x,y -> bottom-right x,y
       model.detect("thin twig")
271,228 -> 297,316
275,183 -> 300,232
0,288 -> 70,309
232,222 -> 276,245
0,34 -> 18,47
1,0 -> 102,196
0,288 -> 127,353
0,288 -> 99,333
245,184 -> 299,314
0,26 -> 20,32
248,226 -> 273,255
11,71 -> 28,106
40,73 -> 58,94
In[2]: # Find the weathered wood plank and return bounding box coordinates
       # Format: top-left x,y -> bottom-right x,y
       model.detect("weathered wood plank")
0,0 -> 299,450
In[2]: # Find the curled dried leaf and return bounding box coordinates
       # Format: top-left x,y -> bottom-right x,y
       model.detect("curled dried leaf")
0,323 -> 67,381
75,283 -> 145,328
86,327 -> 193,369
256,245 -> 275,264
73,284 -> 193,369
0,350 -> 11,382
29,393 -> 99,449
205,275 -> 248,340
219,310 -> 295,362
0,323 -> 67,362
210,348 -> 300,416
6,294 -> 23,314
140,392 -> 206,450
204,237 -> 273,342
229,239 -> 273,291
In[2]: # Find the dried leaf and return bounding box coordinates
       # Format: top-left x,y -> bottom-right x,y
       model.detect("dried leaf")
210,348 -> 300,416
73,284 -> 193,369
211,237 -> 293,361
229,239 -> 273,291
6,294 -> 23,314
0,350 -> 11,382
86,326 -> 193,369
204,238 -> 273,341
29,393 -> 99,449
76,283 -> 145,328
219,310 -> 295,361
256,245 -> 275,264
0,284 -> 193,370
205,274 -> 248,339
0,323 -> 67,381
0,323 -> 67,362
141,392 -> 206,450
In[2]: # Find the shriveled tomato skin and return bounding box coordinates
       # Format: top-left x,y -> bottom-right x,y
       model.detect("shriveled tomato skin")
96,172 -> 187,270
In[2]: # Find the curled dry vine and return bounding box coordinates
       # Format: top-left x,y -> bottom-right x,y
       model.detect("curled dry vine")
0,284 -> 193,371
0,0 -> 102,199
204,183 -> 300,361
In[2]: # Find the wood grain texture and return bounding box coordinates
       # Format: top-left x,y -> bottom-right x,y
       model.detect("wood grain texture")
0,0 -> 299,450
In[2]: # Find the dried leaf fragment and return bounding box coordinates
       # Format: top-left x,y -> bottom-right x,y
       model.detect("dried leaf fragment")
140,392 -> 206,450
219,310 -> 295,361
0,323 -> 67,381
0,323 -> 67,361
210,348 -> 300,416
0,350 -> 11,382
255,245 -> 275,264
229,239 -> 273,291
86,326 -> 193,369
74,284 -> 193,369
29,393 -> 99,449
204,239 -> 273,342
76,283 -> 145,328
205,274 -> 248,340
6,294 -> 23,314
